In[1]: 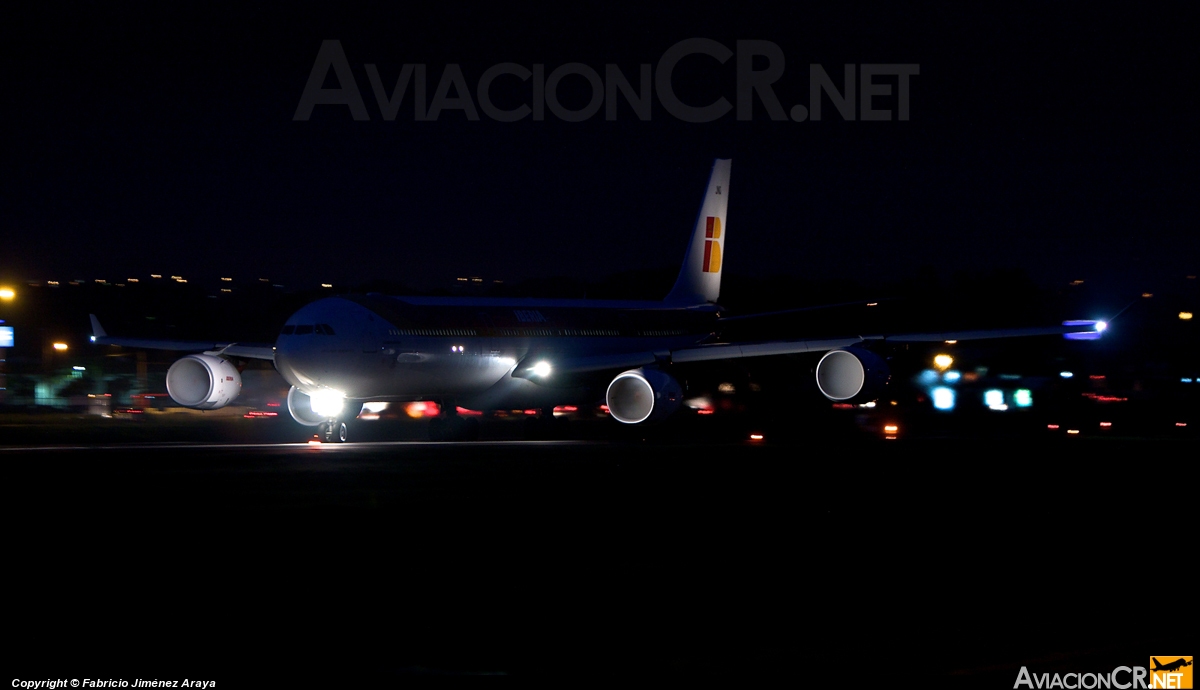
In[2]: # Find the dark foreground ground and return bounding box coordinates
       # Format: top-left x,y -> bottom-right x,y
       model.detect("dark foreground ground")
4,428 -> 1194,686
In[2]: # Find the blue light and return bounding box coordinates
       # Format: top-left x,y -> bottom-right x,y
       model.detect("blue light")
984,389 -> 1004,407
1183,378 -> 1194,384
1060,371 -> 1073,379
1013,389 -> 1033,407
90,335 -> 96,343
918,369 -> 939,385
1063,320 -> 1104,340
931,387 -> 955,411
943,370 -> 961,383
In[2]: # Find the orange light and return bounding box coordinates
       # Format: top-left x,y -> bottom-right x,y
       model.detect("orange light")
883,425 -> 899,433
52,342 -> 68,351
1180,312 -> 1194,321
1067,429 -> 1080,435
749,434 -> 764,441
405,401 -> 441,419
0,287 -> 15,301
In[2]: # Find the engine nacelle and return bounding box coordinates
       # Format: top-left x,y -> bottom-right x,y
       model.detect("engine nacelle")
287,386 -> 325,426
285,388 -> 360,427
606,368 -> 683,424
815,347 -> 890,403
166,354 -> 242,410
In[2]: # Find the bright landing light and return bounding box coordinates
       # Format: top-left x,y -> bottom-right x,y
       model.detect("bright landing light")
309,390 -> 345,417
0,287 -> 15,300
531,361 -> 552,377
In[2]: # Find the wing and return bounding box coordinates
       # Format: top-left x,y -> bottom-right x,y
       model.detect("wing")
89,314 -> 276,361
513,321 -> 1106,378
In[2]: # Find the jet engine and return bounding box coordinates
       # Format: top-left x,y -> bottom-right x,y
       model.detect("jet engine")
286,386 -> 324,426
814,347 -> 890,403
165,354 -> 242,409
606,367 -> 683,424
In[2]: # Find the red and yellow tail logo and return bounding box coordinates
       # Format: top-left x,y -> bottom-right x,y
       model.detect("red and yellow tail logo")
702,216 -> 722,273
1151,657 -> 1193,689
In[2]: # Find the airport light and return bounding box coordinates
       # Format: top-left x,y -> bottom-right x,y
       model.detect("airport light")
1013,389 -> 1033,408
53,342 -> 69,351
931,387 -> 955,411
933,354 -> 953,371
73,366 -> 86,371
0,287 -> 14,301
984,389 -> 1004,409
1060,371 -> 1074,379
943,370 -> 961,383
1181,312 -> 1194,321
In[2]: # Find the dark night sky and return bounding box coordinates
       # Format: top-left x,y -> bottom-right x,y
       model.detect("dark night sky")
3,3 -> 1197,301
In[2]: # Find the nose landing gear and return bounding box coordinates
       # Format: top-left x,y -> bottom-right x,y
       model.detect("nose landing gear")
316,419 -> 348,443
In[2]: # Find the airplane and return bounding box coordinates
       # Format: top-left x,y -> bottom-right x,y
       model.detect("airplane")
1152,658 -> 1192,673
89,158 -> 1107,442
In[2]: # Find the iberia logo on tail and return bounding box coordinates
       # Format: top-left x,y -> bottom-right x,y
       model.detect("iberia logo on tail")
702,216 -> 722,273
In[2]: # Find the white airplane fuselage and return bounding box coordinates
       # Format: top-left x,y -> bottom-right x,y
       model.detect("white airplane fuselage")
274,294 -> 719,411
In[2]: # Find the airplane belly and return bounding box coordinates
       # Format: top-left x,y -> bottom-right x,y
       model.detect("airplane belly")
361,336 -> 515,400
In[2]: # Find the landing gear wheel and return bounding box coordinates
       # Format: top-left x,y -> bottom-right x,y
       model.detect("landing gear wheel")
319,420 -> 348,443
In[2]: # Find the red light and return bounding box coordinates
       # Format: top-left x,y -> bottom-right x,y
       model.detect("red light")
1047,424 -> 1060,429
455,406 -> 483,416
266,402 -> 281,407
831,403 -> 854,410
553,405 -> 578,413
599,405 -> 609,413
1099,422 -> 1112,428
1089,375 -> 1106,380
524,409 -> 538,415
696,409 -> 714,415
1177,422 -> 1188,427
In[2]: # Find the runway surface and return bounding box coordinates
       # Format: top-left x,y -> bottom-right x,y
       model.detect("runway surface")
5,437 -> 1193,683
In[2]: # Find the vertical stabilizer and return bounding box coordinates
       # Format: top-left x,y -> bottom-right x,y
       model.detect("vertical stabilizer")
664,158 -> 731,305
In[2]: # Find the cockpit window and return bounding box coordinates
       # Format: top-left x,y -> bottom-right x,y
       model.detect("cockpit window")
318,324 -> 336,335
295,325 -> 314,335
281,325 -> 295,335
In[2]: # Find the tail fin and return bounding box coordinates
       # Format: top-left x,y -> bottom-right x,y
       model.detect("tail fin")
1152,659 -> 1162,671
89,314 -> 108,339
664,158 -> 731,305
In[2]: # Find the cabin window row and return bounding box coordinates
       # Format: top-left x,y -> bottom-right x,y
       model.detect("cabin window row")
280,324 -> 336,335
